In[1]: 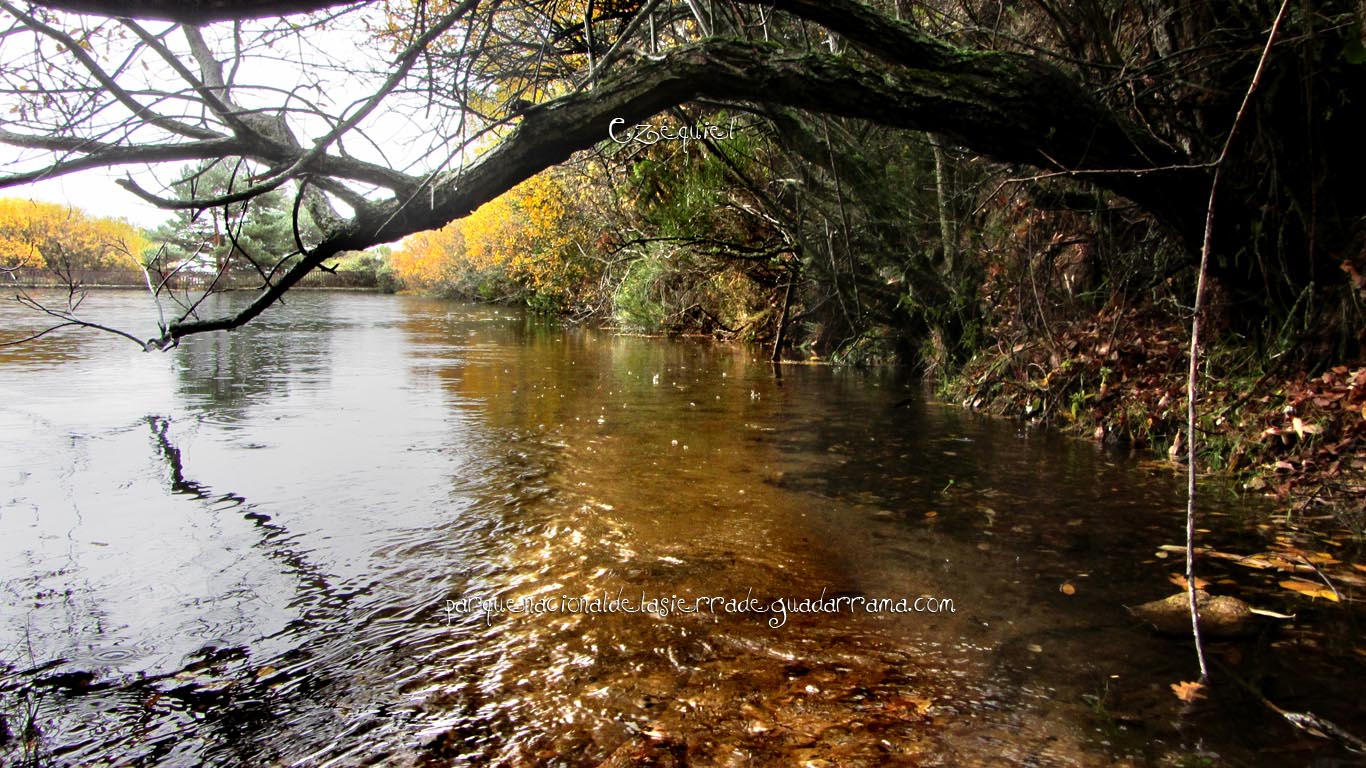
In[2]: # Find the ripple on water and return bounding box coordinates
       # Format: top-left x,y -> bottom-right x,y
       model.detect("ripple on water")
82,644 -> 144,664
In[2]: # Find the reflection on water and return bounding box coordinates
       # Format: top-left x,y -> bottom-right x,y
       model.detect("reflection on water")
1,291 -> 1361,766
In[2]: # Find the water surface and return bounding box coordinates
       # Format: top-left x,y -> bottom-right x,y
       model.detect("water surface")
1,291 -> 1360,766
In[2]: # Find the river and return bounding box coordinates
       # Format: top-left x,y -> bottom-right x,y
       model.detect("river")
0,290 -> 1360,766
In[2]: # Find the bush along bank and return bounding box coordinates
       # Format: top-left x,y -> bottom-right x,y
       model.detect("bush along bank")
942,301 -> 1366,536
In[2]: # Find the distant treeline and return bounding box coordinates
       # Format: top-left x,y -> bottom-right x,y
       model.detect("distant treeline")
6,267 -> 379,291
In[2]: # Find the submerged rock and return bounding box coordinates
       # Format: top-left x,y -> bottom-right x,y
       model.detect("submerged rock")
1128,590 -> 1258,637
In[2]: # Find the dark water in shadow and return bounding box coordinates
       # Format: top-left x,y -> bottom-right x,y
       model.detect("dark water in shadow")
1,291 -> 1362,766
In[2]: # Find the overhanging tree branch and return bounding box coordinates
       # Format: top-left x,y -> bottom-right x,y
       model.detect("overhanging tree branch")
6,0 -> 1222,350
154,37 -> 1206,345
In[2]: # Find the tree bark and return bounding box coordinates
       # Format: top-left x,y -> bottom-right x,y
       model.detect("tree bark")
929,133 -> 955,274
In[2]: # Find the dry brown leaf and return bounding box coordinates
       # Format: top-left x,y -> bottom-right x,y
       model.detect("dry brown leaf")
1171,680 -> 1206,703
879,695 -> 935,720
1060,582 -> 1076,596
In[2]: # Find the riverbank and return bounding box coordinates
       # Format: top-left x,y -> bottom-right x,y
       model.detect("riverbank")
936,301 -> 1365,603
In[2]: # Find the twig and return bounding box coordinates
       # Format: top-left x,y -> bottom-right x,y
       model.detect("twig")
1296,555 -> 1344,603
1212,655 -> 1366,752
1185,0 -> 1291,681
7,291 -> 151,349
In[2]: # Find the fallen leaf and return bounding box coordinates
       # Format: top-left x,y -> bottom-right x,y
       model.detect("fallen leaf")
1060,582 -> 1076,596
1279,579 -> 1340,602
1168,573 -> 1210,589
1171,680 -> 1206,702
256,666 -> 277,679
883,696 -> 933,718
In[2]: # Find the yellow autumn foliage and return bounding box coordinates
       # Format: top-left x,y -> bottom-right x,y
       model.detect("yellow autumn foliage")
0,198 -> 147,271
390,167 -> 600,303
389,223 -> 467,292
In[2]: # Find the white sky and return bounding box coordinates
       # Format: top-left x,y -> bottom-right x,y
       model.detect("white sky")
3,7 -> 458,231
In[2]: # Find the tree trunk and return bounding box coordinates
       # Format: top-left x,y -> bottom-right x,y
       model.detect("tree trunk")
929,133 -> 955,275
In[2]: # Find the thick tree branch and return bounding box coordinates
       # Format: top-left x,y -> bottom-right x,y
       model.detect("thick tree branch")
387,40 -> 1199,244
0,132 -> 243,185
9,0 -> 1211,348
31,0 -> 357,22
158,38 -> 1205,344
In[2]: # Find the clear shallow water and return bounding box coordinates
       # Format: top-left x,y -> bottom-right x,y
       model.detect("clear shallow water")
0,290 -> 1361,766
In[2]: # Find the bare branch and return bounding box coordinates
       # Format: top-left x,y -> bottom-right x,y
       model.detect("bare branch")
7,290 -> 153,349
0,131 -> 243,186
0,0 -> 222,141
1183,0 -> 1291,682
121,21 -> 247,132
